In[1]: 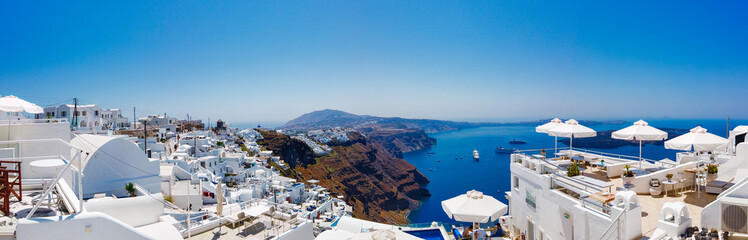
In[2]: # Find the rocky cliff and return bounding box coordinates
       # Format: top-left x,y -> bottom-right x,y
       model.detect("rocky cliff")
257,130 -> 430,224
360,127 -> 437,158
257,130 -> 318,168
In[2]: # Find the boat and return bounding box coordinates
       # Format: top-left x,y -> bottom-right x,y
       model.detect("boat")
495,147 -> 517,154
473,149 -> 480,160
509,139 -> 527,144
428,168 -> 434,171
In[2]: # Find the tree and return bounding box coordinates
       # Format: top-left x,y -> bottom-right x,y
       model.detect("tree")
125,182 -> 136,197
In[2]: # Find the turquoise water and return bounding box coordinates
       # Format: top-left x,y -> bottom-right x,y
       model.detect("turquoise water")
404,119 -> 747,224
404,229 -> 446,240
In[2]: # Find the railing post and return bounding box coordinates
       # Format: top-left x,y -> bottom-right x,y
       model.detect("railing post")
78,150 -> 84,212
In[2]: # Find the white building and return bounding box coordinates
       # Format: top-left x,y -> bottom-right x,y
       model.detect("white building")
36,104 -> 130,134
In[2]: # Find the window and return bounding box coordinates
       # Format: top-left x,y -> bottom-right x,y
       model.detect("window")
513,176 -> 520,190
51,112 -> 55,117
82,111 -> 87,116
74,111 -> 78,116
94,110 -> 99,116
526,189 -> 536,209
61,111 -> 67,117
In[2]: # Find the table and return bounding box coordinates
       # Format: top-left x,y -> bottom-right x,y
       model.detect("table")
662,180 -> 678,196
532,154 -> 546,160
29,159 -> 67,206
589,191 -> 616,204
573,175 -> 614,193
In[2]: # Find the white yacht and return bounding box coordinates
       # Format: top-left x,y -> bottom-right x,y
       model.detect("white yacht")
473,149 -> 480,160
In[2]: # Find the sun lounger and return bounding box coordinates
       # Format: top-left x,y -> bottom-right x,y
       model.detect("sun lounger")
706,177 -> 735,194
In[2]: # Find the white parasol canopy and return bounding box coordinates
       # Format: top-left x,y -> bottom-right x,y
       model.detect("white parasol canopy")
547,119 -> 596,153
733,126 -> 748,135
350,229 -> 423,240
664,126 -> 728,152
442,190 -> 507,223
308,179 -> 320,184
213,178 -> 227,235
536,118 -> 564,154
0,95 -> 43,113
535,118 -> 564,133
664,126 -> 728,198
612,120 -> 668,169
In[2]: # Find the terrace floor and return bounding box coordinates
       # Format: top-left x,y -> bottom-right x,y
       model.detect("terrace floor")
191,215 -> 297,240
575,165 -> 717,238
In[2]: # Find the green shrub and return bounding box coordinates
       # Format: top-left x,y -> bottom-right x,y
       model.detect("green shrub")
567,164 -> 580,177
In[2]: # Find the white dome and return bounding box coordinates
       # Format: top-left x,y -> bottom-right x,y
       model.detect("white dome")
71,134 -> 161,198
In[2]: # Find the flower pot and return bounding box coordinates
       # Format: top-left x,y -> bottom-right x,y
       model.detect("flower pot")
622,175 -> 635,185
649,186 -> 662,196
707,173 -> 718,182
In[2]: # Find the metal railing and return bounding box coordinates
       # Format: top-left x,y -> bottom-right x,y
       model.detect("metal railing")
0,138 -> 88,219
516,147 -> 666,166
0,118 -> 69,124
597,208 -> 626,240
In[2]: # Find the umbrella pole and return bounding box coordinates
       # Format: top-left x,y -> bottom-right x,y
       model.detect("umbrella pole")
570,137 -> 573,155
639,140 -> 642,170
554,136 -> 558,155
697,151 -> 700,199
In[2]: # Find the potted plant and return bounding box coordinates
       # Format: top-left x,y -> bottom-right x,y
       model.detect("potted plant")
706,164 -> 718,181
649,178 -> 662,196
567,163 -> 580,177
125,182 -> 136,197
665,173 -> 674,182
622,165 -> 635,185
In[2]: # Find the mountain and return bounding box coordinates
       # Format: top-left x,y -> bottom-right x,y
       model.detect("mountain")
282,110 -> 628,134
282,109 -> 481,133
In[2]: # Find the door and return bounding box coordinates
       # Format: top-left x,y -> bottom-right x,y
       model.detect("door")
528,220 -> 535,240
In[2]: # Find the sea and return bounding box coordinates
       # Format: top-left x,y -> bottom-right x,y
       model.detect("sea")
404,119 -> 748,225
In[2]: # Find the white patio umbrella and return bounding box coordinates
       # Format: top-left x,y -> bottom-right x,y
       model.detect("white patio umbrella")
536,118 -> 564,154
0,95 -> 44,141
664,126 -> 728,198
0,95 -> 44,114
442,190 -> 507,238
733,125 -> 748,135
664,126 -> 727,152
612,120 -> 668,169
350,229 -> 423,240
214,178 -> 227,235
547,119 -> 597,155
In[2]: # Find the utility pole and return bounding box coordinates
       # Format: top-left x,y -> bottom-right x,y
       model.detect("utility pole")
133,107 -> 136,130
143,120 -> 148,157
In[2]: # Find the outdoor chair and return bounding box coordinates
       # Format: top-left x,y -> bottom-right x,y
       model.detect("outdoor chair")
0,161 -> 22,216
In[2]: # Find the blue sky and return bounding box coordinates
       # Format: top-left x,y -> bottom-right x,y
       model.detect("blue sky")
1,1 -> 747,124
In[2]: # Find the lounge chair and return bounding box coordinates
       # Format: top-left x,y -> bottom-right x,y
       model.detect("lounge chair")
706,176 -> 735,194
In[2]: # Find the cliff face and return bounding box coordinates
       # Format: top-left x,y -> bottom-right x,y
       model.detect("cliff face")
258,129 -> 430,225
295,132 -> 430,224
257,130 -> 318,168
361,127 -> 437,158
